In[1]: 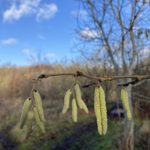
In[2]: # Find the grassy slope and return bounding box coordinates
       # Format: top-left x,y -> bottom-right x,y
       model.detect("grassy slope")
17,114 -> 123,150
0,66 -> 149,150
0,110 -> 148,150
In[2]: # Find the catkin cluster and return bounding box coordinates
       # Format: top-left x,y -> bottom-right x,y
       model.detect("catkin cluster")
62,83 -> 89,122
121,88 -> 132,120
19,89 -> 46,138
19,80 -> 134,139
94,86 -> 107,135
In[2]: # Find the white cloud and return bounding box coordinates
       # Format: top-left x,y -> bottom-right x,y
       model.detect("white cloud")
80,27 -> 99,40
3,0 -> 58,22
3,0 -> 40,22
36,3 -> 58,21
1,38 -> 18,45
71,10 -> 87,19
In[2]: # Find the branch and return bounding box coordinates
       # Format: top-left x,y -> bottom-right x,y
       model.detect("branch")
34,71 -> 150,86
86,0 -> 118,71
81,82 -> 97,88
133,92 -> 150,102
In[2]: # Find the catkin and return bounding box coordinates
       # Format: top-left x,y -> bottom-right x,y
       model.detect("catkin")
62,89 -> 72,114
72,98 -> 78,122
121,88 -> 132,120
74,83 -> 83,109
25,110 -> 34,138
99,86 -> 107,135
33,89 -> 45,122
80,99 -> 89,114
94,87 -> 102,135
33,107 -> 45,134
19,98 -> 32,129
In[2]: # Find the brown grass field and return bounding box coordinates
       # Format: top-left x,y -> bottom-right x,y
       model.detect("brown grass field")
0,64 -> 149,150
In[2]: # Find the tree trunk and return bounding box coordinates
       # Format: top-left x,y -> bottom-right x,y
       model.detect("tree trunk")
122,121 -> 134,150
121,82 -> 134,150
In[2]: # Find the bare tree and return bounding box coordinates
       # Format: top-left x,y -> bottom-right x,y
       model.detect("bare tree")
23,49 -> 56,65
75,0 -> 150,149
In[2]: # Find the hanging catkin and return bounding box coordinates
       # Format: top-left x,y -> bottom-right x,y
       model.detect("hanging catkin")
19,98 -> 32,129
33,107 -> 45,134
94,87 -> 103,135
62,89 -> 72,114
25,110 -> 34,138
72,98 -> 78,122
80,99 -> 89,114
74,83 -> 89,113
121,88 -> 132,120
33,89 -> 45,122
99,86 -> 107,135
74,83 -> 83,109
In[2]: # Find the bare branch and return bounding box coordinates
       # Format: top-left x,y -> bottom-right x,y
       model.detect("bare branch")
34,71 -> 150,86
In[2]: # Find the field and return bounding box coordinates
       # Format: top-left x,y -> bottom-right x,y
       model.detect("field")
0,65 -> 149,150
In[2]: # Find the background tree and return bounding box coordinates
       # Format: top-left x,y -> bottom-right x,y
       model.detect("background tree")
75,0 -> 150,149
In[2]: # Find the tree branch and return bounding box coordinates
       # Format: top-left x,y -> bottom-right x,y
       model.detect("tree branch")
34,71 -> 150,86
86,0 -> 118,71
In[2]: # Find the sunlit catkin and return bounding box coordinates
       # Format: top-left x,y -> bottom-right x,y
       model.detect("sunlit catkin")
80,99 -> 89,114
74,83 -> 83,109
72,98 -> 78,122
19,98 -> 32,129
94,87 -> 102,135
33,89 -> 45,122
62,89 -> 72,114
25,110 -> 34,138
121,88 -> 132,120
99,86 -> 107,135
33,107 -> 45,134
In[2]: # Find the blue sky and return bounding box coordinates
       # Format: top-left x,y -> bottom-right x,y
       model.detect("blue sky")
0,0 -> 86,66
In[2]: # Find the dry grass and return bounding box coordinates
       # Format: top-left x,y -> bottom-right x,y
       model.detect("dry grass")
0,64 -> 150,150
0,64 -> 87,122
0,64 -> 149,125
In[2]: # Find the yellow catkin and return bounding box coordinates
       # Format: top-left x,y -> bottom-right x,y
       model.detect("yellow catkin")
19,98 -> 32,129
99,86 -> 107,135
33,89 -> 45,122
62,89 -> 72,114
121,88 -> 132,120
80,99 -> 89,114
72,98 -> 78,122
25,110 -> 34,138
74,83 -> 83,109
94,87 -> 102,135
33,107 -> 45,134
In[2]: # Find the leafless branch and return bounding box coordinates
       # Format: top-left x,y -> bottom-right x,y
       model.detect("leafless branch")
34,71 -> 150,87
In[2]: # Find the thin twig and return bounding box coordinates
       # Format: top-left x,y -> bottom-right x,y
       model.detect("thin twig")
35,71 -> 150,86
81,82 -> 97,88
